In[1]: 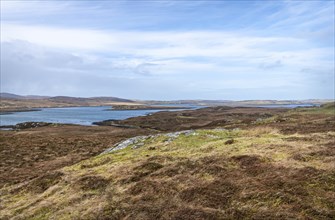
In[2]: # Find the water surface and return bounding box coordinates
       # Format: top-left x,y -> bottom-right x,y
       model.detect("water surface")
0,104 -> 317,126
0,106 -> 195,126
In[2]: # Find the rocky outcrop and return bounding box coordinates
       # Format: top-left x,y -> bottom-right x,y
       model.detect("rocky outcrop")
101,130 -> 196,154
0,122 -> 53,130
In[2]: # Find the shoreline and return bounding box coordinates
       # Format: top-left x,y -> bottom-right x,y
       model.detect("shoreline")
106,105 -> 192,111
0,105 -> 110,114
1,103 -> 331,129
0,108 -> 41,115
0,104 -> 190,114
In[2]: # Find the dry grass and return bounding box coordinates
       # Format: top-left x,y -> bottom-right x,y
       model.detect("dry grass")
1,125 -> 334,219
1,104 -> 334,219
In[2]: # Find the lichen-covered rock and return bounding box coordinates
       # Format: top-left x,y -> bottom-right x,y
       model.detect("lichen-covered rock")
101,130 -> 195,154
102,136 -> 149,154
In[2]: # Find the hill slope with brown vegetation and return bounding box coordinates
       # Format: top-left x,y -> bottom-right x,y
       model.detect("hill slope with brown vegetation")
1,92 -> 332,113
0,103 -> 334,219
0,95 -> 136,113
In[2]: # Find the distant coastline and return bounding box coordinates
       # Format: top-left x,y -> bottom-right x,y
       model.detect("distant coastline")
0,108 -> 41,115
106,105 -> 191,111
1,92 -> 333,113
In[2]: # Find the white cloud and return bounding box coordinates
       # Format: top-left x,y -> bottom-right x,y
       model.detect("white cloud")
1,23 -> 333,85
1,0 -> 333,99
2,23 -> 331,66
1,24 -> 116,50
1,0 -> 72,14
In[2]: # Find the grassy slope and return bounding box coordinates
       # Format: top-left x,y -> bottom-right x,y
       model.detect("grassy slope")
1,105 -> 334,219
0,97 -> 137,112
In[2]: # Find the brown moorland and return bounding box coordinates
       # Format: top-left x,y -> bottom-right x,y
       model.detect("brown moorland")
0,103 -> 334,219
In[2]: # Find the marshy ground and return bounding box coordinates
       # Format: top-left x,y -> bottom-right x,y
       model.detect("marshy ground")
0,103 -> 334,219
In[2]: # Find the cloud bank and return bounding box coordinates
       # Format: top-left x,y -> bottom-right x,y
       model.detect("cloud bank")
1,0 -> 334,100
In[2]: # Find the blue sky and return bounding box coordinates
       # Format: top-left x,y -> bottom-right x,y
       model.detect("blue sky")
1,0 -> 334,100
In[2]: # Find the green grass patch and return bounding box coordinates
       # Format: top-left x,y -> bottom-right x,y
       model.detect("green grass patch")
291,102 -> 335,115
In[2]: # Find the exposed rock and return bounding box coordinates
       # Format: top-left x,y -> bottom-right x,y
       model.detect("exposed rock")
103,135 -> 150,153
101,130 -> 196,154
163,130 -> 196,144
0,122 -> 53,130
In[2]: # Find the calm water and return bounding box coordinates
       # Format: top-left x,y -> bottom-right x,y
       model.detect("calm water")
0,106 -> 196,126
0,104 -> 317,126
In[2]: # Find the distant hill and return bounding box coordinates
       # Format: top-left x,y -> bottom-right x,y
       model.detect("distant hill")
0,93 -> 133,103
140,99 -> 333,106
48,96 -> 90,102
1,92 -> 332,111
25,95 -> 51,99
48,96 -> 134,103
89,97 -> 135,103
0,93 -> 136,112
0,93 -> 25,99
0,93 -> 50,99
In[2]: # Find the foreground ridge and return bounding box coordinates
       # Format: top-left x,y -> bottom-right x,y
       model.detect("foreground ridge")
1,126 -> 334,219
1,103 -> 334,219
101,130 -> 196,154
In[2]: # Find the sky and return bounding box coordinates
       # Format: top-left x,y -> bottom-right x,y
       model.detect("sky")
1,0 -> 334,100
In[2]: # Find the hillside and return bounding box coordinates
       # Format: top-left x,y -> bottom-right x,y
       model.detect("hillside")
1,93 -> 332,113
141,99 -> 333,106
0,93 -> 136,113
48,96 -> 134,104
0,93 -> 50,99
1,104 -> 334,219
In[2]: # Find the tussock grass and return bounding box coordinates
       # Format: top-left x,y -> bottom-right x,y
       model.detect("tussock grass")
1,127 -> 334,219
293,102 -> 335,115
